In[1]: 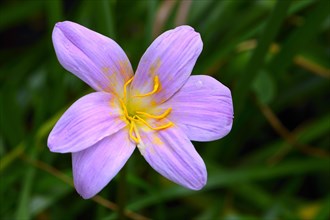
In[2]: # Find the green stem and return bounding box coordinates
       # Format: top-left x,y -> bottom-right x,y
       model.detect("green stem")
117,165 -> 127,220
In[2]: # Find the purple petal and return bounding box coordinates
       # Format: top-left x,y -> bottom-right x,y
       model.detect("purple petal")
131,25 -> 202,103
138,125 -> 207,190
48,92 -> 126,153
161,75 -> 233,141
52,21 -> 133,95
72,129 -> 135,199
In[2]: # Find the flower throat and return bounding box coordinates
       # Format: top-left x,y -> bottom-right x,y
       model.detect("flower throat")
119,76 -> 173,143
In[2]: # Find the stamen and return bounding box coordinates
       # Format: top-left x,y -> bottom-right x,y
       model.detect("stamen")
132,121 -> 142,142
136,108 -> 172,119
129,121 -> 140,143
119,99 -> 129,118
123,77 -> 134,102
134,76 -> 160,97
120,98 -> 140,143
134,115 -> 173,130
119,99 -> 136,121
119,75 -> 172,144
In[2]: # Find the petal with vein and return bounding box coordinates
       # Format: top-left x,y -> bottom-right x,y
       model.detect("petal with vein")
72,129 -> 135,199
48,92 -> 126,153
162,75 -> 233,141
52,21 -> 133,95
131,25 -> 203,103
138,125 -> 207,190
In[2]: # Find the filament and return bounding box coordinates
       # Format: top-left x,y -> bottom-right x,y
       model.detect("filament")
134,115 -> 173,130
134,76 -> 160,97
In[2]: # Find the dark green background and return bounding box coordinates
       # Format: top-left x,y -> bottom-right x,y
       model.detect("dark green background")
1,0 -> 329,219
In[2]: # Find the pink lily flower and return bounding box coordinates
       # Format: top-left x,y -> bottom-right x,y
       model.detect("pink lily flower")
48,21 -> 233,199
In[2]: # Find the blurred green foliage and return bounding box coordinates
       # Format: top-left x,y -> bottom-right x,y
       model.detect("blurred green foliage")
1,0 -> 329,219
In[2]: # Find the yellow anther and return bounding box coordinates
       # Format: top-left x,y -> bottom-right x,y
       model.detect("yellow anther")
136,108 -> 172,119
134,76 -> 160,97
134,115 -> 173,130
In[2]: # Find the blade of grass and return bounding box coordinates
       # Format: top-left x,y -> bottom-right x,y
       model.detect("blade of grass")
75,0 -> 93,24
127,158 -> 329,211
200,0 -> 241,44
0,1 -> 43,31
268,0 -> 330,78
207,158 -> 329,189
117,166 -> 127,220
94,0 -> 116,39
45,0 -> 63,28
188,0 -> 213,25
20,154 -> 150,220
244,114 -> 330,164
196,0 -> 316,77
174,0 -> 192,26
0,142 -> 24,172
315,196 -> 330,220
230,184 -> 297,219
15,143 -> 38,220
233,0 -> 292,114
146,0 -> 157,45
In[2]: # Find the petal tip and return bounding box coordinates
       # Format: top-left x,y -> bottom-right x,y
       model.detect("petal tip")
55,20 -> 72,28
47,132 -> 64,153
191,182 -> 206,191
47,133 -> 69,154
191,171 -> 207,190
54,21 -> 62,27
183,175 -> 207,191
73,176 -> 96,199
76,187 -> 95,200
53,21 -> 78,36
47,141 -> 62,153
174,25 -> 199,34
175,25 -> 194,31
173,25 -> 201,40
53,21 -> 66,31
78,191 -> 94,200
47,134 -> 56,152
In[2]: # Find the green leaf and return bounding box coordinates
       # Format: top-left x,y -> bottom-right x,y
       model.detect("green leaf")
252,70 -> 276,104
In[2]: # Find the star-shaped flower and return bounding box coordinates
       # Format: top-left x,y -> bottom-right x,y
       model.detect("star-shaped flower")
48,21 -> 233,199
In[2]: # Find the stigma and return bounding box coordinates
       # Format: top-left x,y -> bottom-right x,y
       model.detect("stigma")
119,76 -> 173,144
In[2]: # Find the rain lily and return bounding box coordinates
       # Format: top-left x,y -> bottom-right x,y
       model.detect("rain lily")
48,21 -> 233,199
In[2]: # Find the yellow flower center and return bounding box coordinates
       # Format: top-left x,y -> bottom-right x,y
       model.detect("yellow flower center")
119,76 -> 173,143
